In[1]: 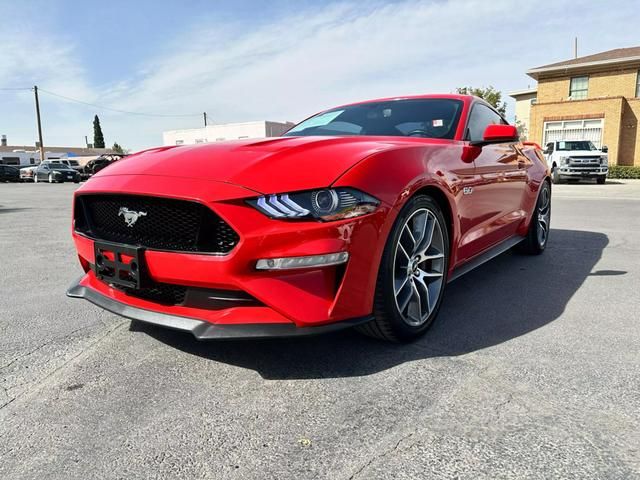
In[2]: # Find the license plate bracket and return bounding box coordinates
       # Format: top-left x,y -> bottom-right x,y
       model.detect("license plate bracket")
94,241 -> 146,289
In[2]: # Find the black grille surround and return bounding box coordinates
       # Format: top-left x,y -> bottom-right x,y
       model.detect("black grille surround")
75,194 -> 239,254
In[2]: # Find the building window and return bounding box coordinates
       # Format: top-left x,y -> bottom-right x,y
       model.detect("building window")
636,70 -> 640,97
569,76 -> 588,100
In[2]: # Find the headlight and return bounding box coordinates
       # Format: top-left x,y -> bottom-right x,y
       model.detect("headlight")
600,156 -> 608,165
248,187 -> 380,221
559,156 -> 570,165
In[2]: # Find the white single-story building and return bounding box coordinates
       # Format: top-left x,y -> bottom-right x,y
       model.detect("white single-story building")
0,135 -> 114,167
163,120 -> 295,146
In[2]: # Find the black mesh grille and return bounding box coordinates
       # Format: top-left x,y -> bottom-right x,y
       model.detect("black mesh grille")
120,283 -> 187,305
75,194 -> 239,254
116,283 -> 261,308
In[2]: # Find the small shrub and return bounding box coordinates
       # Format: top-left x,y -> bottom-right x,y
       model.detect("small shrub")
608,165 -> 640,179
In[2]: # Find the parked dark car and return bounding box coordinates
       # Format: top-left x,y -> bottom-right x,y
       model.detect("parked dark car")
33,163 -> 81,183
0,165 -> 20,182
83,154 -> 127,176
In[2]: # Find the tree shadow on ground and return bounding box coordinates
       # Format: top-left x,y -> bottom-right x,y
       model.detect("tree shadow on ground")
132,228 -> 611,379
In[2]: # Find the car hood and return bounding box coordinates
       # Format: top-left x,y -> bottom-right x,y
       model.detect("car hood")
94,136 -> 408,193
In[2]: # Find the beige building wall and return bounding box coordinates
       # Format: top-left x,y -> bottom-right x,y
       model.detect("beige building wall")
620,99 -> 640,166
530,97 -> 625,164
513,93 -> 537,139
537,68 -> 639,103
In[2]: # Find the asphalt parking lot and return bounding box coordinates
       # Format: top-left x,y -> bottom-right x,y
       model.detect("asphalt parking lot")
1,180 -> 639,479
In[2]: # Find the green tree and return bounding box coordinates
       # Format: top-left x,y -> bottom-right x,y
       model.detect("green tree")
93,115 -> 105,148
515,120 -> 528,140
112,142 -> 125,154
456,86 -> 507,116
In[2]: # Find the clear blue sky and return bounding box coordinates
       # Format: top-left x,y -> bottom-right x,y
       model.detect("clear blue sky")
2,0 -> 639,150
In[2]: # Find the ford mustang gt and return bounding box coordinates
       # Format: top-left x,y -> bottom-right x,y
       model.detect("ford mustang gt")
67,94 -> 551,342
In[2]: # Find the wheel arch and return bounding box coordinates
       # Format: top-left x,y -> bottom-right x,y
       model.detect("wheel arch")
414,186 -> 453,243
409,184 -> 457,272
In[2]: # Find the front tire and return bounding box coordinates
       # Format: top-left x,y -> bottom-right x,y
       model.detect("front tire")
357,195 -> 450,342
516,181 -> 551,255
48,173 -> 54,183
551,166 -> 561,184
34,174 -> 38,183
597,177 -> 606,185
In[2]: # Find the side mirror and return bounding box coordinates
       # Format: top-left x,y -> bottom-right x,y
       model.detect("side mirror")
601,145 -> 608,153
472,124 -> 519,146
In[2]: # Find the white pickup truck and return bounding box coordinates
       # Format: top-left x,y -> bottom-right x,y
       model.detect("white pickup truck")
544,140 -> 608,184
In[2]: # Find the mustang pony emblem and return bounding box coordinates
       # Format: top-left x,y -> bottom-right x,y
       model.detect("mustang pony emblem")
118,207 -> 147,227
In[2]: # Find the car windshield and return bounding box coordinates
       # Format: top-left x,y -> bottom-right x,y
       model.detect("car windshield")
47,163 -> 72,170
68,160 -> 79,166
557,140 -> 597,151
284,98 -> 464,139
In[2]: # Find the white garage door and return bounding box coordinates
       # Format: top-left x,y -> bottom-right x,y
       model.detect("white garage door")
543,119 -> 604,148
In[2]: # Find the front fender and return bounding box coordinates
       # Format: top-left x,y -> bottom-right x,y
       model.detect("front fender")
332,143 -> 466,276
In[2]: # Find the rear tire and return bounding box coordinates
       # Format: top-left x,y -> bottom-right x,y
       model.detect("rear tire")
357,195 -> 450,342
515,181 -> 551,255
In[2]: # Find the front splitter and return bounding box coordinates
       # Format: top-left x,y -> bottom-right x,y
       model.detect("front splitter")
66,276 -> 372,340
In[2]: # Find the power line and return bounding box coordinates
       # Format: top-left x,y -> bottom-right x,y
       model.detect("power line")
36,88 -> 203,118
0,87 -> 33,91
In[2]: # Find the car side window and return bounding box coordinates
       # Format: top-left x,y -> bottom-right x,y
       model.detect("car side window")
466,104 -> 504,142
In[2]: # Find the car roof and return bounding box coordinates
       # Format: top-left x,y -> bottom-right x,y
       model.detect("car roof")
332,93 -> 475,110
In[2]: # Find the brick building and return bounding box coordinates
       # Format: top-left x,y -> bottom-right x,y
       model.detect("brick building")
511,46 -> 640,166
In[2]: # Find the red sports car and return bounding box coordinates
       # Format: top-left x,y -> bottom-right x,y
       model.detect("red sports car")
67,94 -> 551,342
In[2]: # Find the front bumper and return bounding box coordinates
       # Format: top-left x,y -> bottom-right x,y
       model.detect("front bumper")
67,276 -> 372,339
558,166 -> 608,178
69,174 -> 392,335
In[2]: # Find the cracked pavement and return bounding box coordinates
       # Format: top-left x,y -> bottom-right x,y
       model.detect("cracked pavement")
1,181 -> 639,479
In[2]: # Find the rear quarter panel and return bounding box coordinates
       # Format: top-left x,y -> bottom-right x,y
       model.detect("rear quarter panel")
517,144 -> 550,236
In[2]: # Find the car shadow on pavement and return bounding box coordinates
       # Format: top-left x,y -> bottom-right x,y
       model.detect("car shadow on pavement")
0,207 -> 30,214
132,228 -> 609,380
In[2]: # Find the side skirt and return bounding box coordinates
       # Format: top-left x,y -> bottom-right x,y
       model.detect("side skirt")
448,235 -> 524,283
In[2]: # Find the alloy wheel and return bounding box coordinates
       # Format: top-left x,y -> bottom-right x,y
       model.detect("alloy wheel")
537,185 -> 551,246
392,208 -> 446,326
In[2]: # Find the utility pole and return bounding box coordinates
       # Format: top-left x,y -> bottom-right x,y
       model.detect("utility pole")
203,112 -> 208,127
33,86 -> 45,162
574,37 -> 578,59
